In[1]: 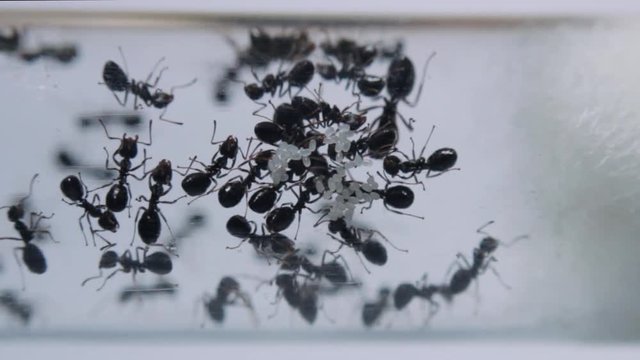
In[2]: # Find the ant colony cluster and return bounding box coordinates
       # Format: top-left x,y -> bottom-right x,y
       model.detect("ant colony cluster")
0,27 -> 526,330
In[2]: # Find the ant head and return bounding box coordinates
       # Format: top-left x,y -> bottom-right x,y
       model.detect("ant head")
151,160 -> 173,185
383,155 -> 401,177
117,135 -> 139,159
7,204 -> 24,222
217,276 -> 240,299
243,83 -> 264,100
153,91 -> 174,107
480,236 -> 499,254
344,113 -> 367,131
220,136 -> 239,159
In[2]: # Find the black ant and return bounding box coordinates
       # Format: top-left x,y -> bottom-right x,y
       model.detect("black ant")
1,174 -> 54,280
240,59 -> 315,104
359,52 -> 437,143
442,221 -> 527,301
132,160 -> 183,248
265,183 -> 322,238
217,143 -> 270,209
393,274 -> 443,323
225,215 -> 296,260
81,247 -> 172,291
360,172 -> 424,219
362,287 -> 391,328
203,276 -> 255,324
271,273 -> 321,324
179,120 -> 240,199
0,290 -> 33,325
60,174 -> 118,248
279,251 -> 352,286
324,217 -> 406,271
101,49 -> 196,125
383,126 -> 458,180
92,120 -> 153,214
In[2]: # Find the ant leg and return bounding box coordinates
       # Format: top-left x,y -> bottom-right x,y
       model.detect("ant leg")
131,207 -> 145,246
425,168 -> 461,179
405,51 -> 437,107
226,237 -> 247,251
502,235 -> 529,248
20,173 -> 39,203
145,57 -> 166,84
109,91 -> 127,107
0,237 -> 23,241
322,251 -> 355,284
476,221 -> 495,236
13,247 -> 26,291
136,119 -> 153,146
94,231 -> 115,251
367,229 -> 408,253
418,125 -> 436,158
81,269 -> 104,287
158,107 -> 183,126
99,119 -> 121,141
209,119 -> 218,144
444,253 -> 470,279
251,101 -> 269,121
169,78 -> 197,94
77,212 -> 89,246
383,203 -> 425,220
396,112 -> 415,131
96,269 -> 124,291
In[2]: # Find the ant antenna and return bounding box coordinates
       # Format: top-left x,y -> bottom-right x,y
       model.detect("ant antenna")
138,120 -> 153,146
209,120 -> 218,145
170,78 -> 198,93
406,51 -> 437,107
476,220 -> 495,236
417,125 -> 436,158
117,46 -> 130,76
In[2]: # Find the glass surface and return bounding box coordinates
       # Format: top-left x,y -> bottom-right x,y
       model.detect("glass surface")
0,16 -> 638,341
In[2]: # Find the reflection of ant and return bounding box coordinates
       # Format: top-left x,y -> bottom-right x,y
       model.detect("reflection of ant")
323,216 -> 406,272
0,290 -> 33,325
81,248 -> 173,291
101,49 -> 196,125
118,280 -> 177,304
443,221 -> 527,301
1,174 -> 54,284
393,274 -> 443,323
362,287 -> 391,327
202,276 -> 256,325
225,215 -> 296,261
